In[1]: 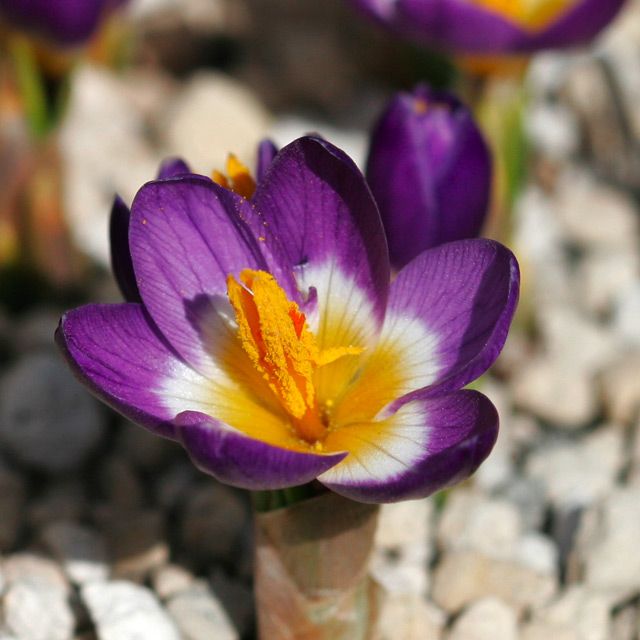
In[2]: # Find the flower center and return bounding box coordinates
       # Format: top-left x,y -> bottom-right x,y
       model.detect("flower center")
212,154 -> 257,199
226,269 -> 363,443
470,0 -> 576,30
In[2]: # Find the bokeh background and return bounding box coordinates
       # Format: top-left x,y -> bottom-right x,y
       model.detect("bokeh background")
1,1 -> 639,638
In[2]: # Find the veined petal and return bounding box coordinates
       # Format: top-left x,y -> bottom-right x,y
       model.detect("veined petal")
387,239 -> 519,402
109,195 -> 140,303
56,303 -> 212,439
129,177 -> 272,377
319,390 -> 498,503
253,137 -> 390,329
176,411 -> 347,490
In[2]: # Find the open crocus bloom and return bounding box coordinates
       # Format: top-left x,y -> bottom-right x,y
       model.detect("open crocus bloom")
348,0 -> 627,54
57,137 -> 519,503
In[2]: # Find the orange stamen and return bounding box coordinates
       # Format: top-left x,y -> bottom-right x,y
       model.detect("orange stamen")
226,269 -> 363,443
211,154 -> 257,199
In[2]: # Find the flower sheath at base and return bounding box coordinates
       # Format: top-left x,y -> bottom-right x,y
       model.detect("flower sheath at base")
57,136 -> 519,503
347,0 -> 627,54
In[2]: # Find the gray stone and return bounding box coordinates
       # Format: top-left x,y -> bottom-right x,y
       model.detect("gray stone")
0,353 -> 104,473
610,604 -> 639,640
0,461 -> 25,551
41,521 -> 109,585
209,570 -> 254,638
14,309 -> 62,353
514,533 -> 558,576
526,429 -> 624,509
554,171 -> 639,251
537,305 -> 620,375
512,357 -> 597,429
166,583 -> 238,640
577,487 -> 640,600
371,499 -> 433,596
600,353 -> 640,425
431,550 -> 557,614
521,586 -> 612,640
99,458 -> 144,511
152,564 -> 195,601
376,594 -> 445,640
116,423 -> 174,471
162,72 -> 270,176
2,553 -> 70,593
82,581 -> 180,640
613,283 -> 640,348
3,582 -> 74,640
578,249 -> 639,315
104,510 -> 169,582
437,491 -> 521,560
27,481 -> 87,529
181,484 -> 246,564
448,597 -> 518,640
500,477 -> 547,531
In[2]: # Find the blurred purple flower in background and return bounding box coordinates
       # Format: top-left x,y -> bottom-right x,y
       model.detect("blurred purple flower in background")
366,84 -> 491,269
347,0 -> 627,54
0,0 -> 129,47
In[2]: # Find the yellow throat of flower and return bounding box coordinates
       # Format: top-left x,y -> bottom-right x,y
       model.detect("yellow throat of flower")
227,269 -> 363,443
470,0 -> 576,30
212,154 -> 257,199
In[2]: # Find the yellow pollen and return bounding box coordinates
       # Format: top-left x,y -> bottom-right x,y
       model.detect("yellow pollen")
226,269 -> 363,443
469,0 -> 576,30
211,154 -> 257,199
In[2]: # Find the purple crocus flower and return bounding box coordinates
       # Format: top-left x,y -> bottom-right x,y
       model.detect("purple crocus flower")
0,0 -> 129,47
347,0 -> 627,54
367,84 -> 491,270
57,136 -> 519,503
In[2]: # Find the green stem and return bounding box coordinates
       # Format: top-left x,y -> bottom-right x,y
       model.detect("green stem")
9,37 -> 51,139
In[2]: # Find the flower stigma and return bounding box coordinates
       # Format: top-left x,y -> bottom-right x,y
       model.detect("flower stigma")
226,269 -> 363,445
212,154 -> 257,199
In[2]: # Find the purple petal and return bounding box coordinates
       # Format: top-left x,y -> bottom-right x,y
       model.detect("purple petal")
253,136 -> 390,326
56,303 -> 204,440
0,0 -> 122,46
530,0 -> 627,50
109,195 -> 140,303
175,411 -> 346,490
396,0 -> 528,52
156,157 -> 192,180
389,239 -> 519,400
129,177 -> 276,376
319,390 -> 498,503
367,85 -> 491,269
255,139 -> 278,182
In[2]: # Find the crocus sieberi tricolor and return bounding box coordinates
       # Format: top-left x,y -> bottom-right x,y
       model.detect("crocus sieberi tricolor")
57,136 -> 519,503
367,84 -> 491,270
0,0 -> 129,47
347,0 -> 626,54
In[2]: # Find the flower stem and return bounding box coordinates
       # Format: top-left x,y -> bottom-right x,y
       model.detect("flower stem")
254,492 -> 381,639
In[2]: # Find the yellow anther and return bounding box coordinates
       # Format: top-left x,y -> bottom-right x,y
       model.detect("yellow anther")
470,0 -> 575,30
226,269 -> 363,442
211,154 -> 257,199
